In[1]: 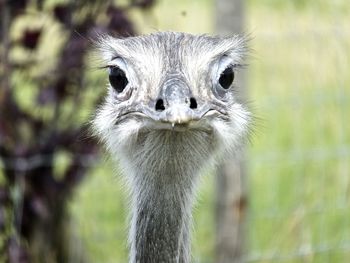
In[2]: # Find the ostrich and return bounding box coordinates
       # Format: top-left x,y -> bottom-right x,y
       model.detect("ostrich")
93,32 -> 251,263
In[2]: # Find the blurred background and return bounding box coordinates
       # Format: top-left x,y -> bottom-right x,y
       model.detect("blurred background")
1,0 -> 349,262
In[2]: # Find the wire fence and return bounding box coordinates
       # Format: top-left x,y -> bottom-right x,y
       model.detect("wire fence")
240,13 -> 350,260
0,154 -> 99,171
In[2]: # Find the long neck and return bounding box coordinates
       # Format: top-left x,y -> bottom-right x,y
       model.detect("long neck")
129,168 -> 195,263
121,131 -> 214,263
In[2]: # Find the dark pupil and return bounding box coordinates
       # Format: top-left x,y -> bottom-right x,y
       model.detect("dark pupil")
109,67 -> 128,93
219,67 -> 234,89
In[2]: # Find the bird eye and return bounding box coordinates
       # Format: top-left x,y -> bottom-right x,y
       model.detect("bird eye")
218,67 -> 234,89
109,67 -> 128,93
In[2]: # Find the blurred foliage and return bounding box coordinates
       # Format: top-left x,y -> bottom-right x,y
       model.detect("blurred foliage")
0,0 -> 154,262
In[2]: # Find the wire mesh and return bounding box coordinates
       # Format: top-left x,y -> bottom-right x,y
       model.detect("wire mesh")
243,7 -> 350,261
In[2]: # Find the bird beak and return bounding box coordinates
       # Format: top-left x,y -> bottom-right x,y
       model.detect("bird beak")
131,80 -> 226,128
143,81 -> 209,125
141,99 -> 206,126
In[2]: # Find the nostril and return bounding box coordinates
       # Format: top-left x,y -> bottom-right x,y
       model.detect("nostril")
189,97 -> 197,109
155,98 -> 165,111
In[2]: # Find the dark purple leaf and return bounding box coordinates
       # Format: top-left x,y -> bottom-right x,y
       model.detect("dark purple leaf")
0,187 -> 9,204
38,77 -> 69,104
107,6 -> 135,36
9,0 -> 28,16
0,207 -> 5,231
131,0 -> 155,9
30,195 -> 49,220
7,238 -> 30,263
53,4 -> 72,26
21,29 -> 42,50
60,35 -> 88,69
54,76 -> 69,100
37,86 -> 57,105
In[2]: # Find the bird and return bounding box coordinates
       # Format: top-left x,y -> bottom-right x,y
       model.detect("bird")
93,32 -> 251,263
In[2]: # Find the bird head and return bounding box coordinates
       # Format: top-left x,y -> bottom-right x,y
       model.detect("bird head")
93,32 -> 251,162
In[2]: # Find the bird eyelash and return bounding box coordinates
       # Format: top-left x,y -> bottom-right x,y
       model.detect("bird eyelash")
99,56 -> 125,70
99,64 -> 121,70
227,63 -> 247,71
98,65 -> 114,70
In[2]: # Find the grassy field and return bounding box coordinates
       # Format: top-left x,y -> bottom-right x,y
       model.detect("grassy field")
246,2 -> 350,262
69,1 -> 350,262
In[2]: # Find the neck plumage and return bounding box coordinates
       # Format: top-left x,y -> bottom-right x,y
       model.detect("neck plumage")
121,131 -> 213,263
129,168 -> 195,263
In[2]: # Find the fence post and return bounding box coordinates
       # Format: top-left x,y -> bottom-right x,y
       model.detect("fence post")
214,1 -> 247,263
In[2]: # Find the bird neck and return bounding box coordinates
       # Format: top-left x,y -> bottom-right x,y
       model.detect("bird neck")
129,168 -> 196,263
122,131 -> 214,263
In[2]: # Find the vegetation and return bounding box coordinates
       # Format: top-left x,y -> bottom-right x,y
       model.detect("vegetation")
247,2 -> 350,262
0,1 -> 154,262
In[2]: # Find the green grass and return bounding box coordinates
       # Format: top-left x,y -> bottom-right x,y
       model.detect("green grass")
69,162 -> 129,263
246,2 -> 350,262
69,1 -> 350,262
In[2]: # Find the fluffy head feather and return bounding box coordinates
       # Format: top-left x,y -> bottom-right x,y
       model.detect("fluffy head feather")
94,32 -> 251,176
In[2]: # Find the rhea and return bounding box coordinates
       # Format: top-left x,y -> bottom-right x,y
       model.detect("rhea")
93,32 -> 251,263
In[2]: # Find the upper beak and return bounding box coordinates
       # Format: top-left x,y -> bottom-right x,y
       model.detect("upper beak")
143,80 -> 209,125
141,100 -> 210,125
